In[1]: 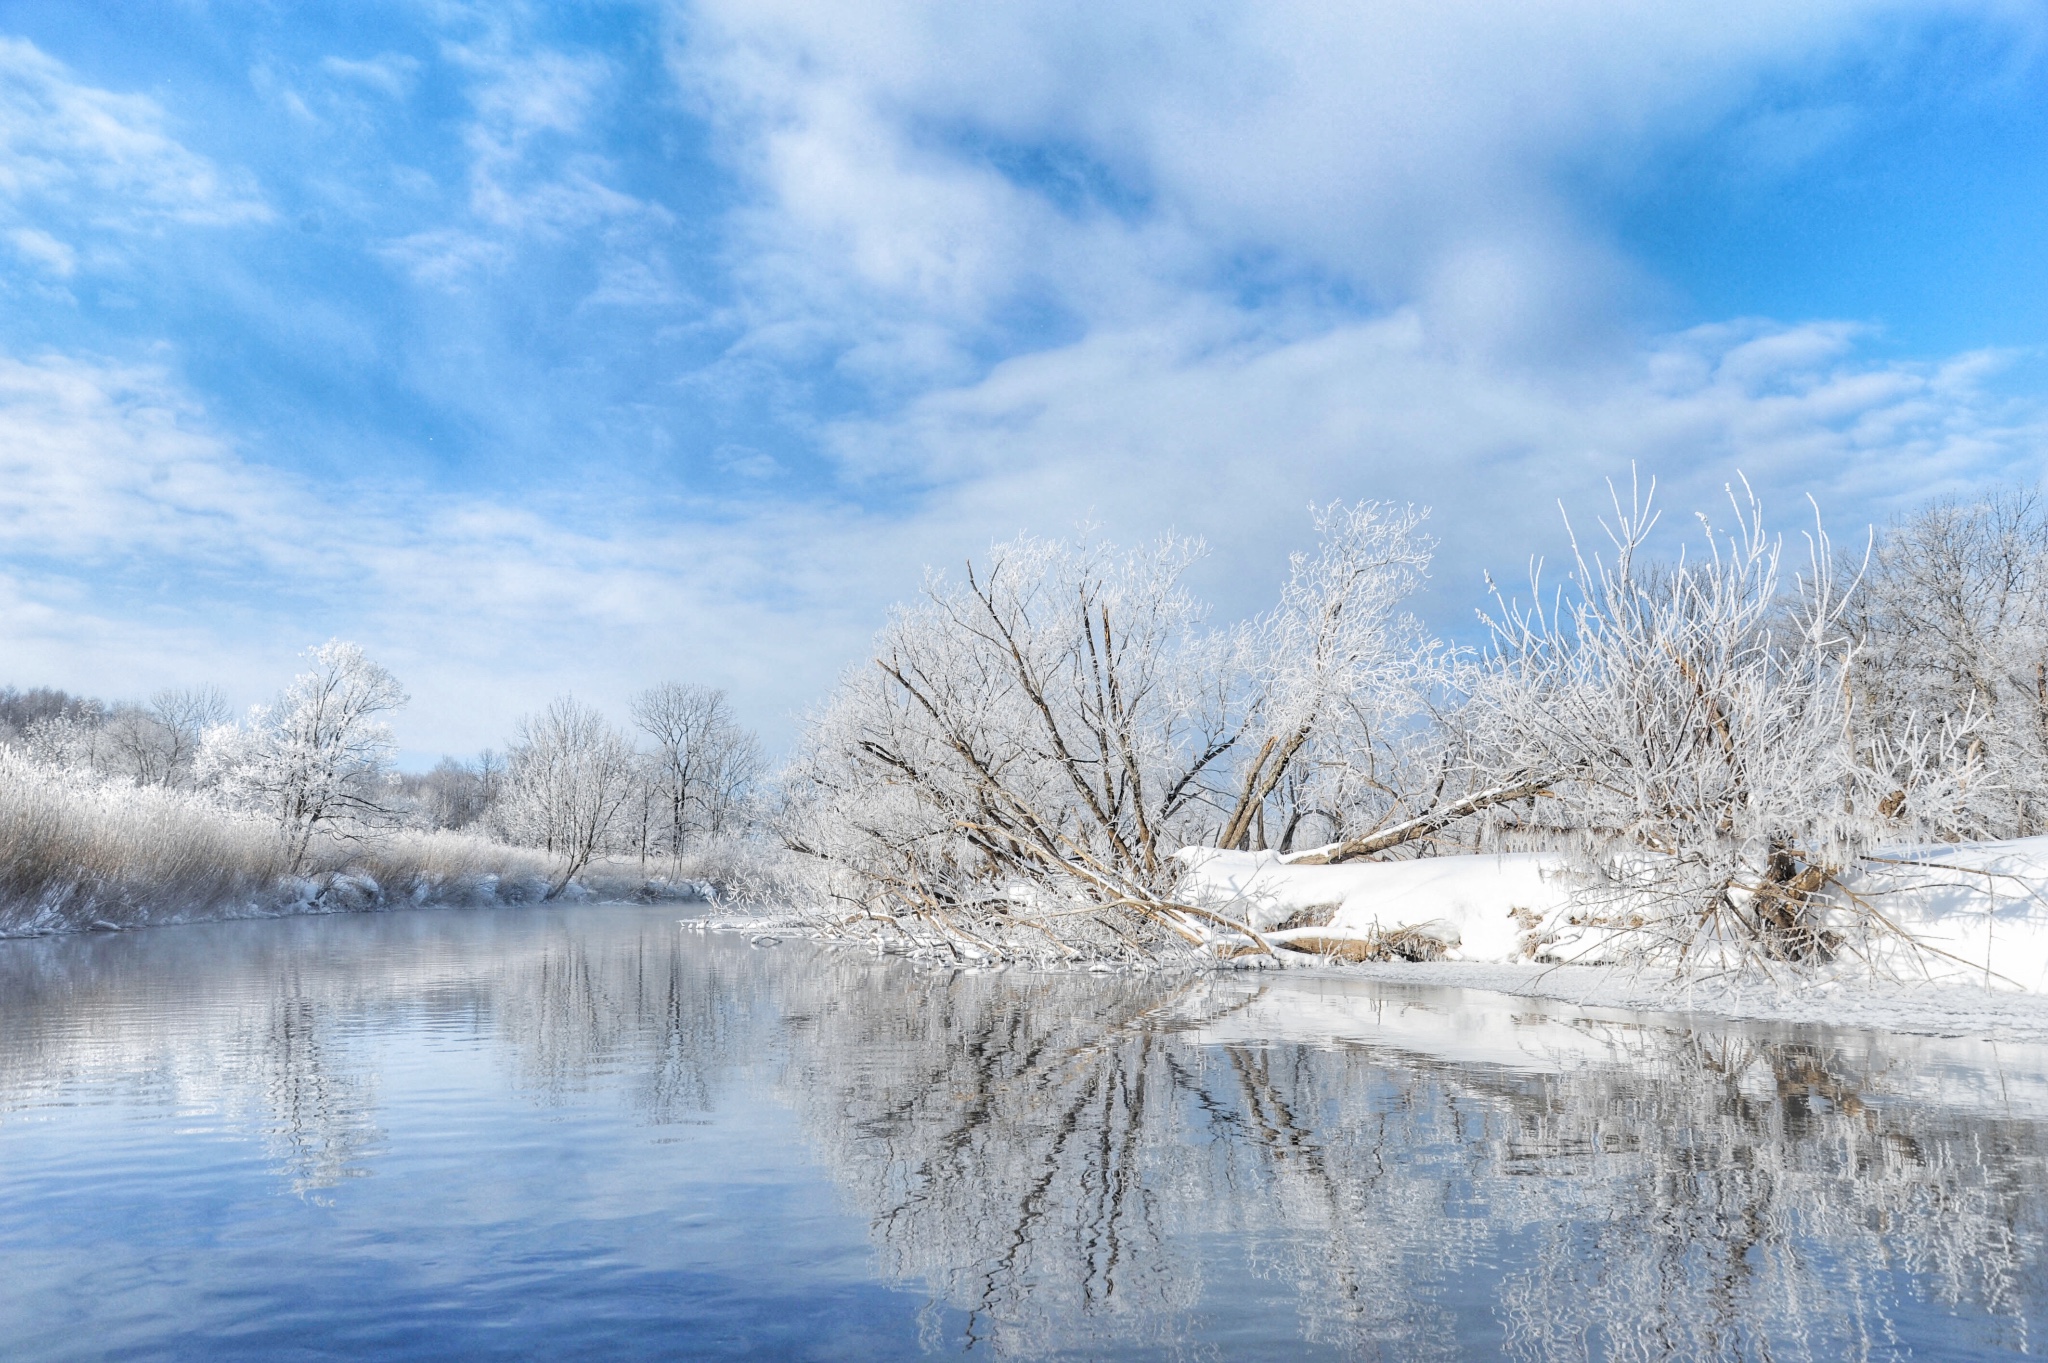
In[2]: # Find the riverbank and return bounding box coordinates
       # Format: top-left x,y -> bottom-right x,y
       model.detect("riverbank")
0,751 -> 714,936
1182,838 -> 2048,983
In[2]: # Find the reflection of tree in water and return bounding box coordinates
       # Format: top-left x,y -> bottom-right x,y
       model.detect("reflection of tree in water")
485,927 -> 773,1123
0,913 -> 780,1194
774,963 -> 1208,1357
0,934 -> 387,1196
5,919 -> 2048,1356
773,968 -> 2048,1360
1492,1030 -> 2044,1361
246,967 -> 382,1196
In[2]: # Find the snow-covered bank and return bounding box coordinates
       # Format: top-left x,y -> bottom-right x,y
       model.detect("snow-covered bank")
1181,846 -> 1574,961
1178,837 -> 2048,1012
0,751 -> 716,936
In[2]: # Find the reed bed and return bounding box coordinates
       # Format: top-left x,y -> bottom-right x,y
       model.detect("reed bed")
0,751 -> 562,934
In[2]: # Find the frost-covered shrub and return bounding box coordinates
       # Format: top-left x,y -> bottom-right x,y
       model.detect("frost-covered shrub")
1472,477 -> 1968,966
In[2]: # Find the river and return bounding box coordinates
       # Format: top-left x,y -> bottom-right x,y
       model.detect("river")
1,904 -> 2043,1360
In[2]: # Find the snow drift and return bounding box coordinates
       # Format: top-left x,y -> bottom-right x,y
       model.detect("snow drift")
1180,839 -> 2048,992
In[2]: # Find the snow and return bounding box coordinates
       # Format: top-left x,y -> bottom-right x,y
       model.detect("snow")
1177,837 -> 2048,1038
1178,846 -> 1575,960
1847,838 -> 2048,991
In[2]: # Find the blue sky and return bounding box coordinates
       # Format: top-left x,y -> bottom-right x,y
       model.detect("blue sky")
0,0 -> 2044,761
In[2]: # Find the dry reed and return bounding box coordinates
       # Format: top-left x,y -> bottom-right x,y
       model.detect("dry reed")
0,751 -> 562,934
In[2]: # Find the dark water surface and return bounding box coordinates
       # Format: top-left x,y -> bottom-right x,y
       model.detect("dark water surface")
2,906 -> 2046,1361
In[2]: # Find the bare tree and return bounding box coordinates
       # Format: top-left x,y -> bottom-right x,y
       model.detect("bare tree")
201,641 -> 408,872
401,754 -> 505,831
100,686 -> 230,787
631,682 -> 761,865
152,686 -> 230,786
1850,488 -> 2048,838
502,697 -> 639,898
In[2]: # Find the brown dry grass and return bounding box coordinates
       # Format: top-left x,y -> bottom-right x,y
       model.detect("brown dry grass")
0,752 -> 560,934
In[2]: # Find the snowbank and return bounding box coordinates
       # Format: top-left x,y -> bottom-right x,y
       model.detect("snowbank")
1848,838 -> 2048,991
1180,837 -> 2048,995
1178,846 -> 1576,961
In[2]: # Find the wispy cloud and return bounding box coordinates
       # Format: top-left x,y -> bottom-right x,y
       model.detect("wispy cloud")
319,52 -> 422,101
6,226 -> 73,277
0,314 -> 2037,752
0,36 -> 269,231
0,352 -> 896,750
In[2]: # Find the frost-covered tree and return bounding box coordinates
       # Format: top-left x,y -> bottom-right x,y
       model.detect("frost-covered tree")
101,686 -> 229,788
630,682 -> 761,861
1217,501 -> 1442,854
501,697 -> 638,897
201,641 -> 408,872
21,710 -> 105,771
784,507 -> 1459,957
1850,488 -> 2048,839
784,531 -> 1239,954
0,686 -> 102,748
1471,477 -> 1965,966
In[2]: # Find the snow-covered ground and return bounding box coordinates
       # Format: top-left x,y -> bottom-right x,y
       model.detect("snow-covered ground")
1178,838 -> 2048,1040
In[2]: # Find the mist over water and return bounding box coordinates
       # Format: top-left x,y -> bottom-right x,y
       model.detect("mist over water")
1,907 -> 2043,1360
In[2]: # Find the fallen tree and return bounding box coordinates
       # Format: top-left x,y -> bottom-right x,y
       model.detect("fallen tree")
780,506 -> 1450,960
783,477 -> 1999,974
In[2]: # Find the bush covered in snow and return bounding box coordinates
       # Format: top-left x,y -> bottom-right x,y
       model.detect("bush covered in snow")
783,478 -> 2048,976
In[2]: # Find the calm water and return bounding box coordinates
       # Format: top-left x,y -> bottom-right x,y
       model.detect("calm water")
2,907 -> 2045,1360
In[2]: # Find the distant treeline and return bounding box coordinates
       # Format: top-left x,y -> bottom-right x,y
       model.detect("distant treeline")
0,646 -> 771,933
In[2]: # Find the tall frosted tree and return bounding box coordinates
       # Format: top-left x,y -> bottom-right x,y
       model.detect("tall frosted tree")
201,641 -> 407,872
502,696 -> 639,897
630,682 -> 761,863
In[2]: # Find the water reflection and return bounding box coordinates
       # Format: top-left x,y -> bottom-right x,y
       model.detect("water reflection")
1,909 -> 2045,1359
770,961 -> 2048,1358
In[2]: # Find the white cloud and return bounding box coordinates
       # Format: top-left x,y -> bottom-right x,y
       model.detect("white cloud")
823,306 -> 2047,623
650,0 -> 2047,623
320,53 -> 422,100
377,226 -> 517,285
0,352 -> 908,753
0,316 -> 2038,758
0,36 -> 269,230
670,0 -> 2018,370
376,39 -> 671,293
0,354 -> 301,561
448,43 -> 664,234
7,226 -> 74,277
